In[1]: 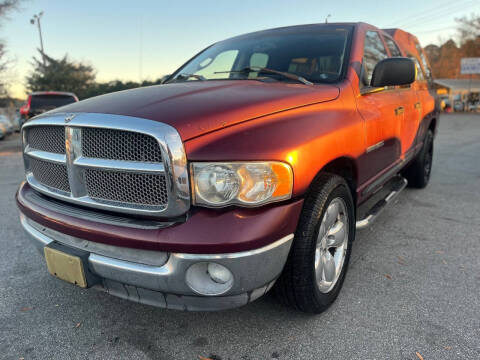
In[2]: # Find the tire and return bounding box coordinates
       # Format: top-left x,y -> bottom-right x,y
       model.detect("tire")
404,129 -> 434,189
274,173 -> 355,313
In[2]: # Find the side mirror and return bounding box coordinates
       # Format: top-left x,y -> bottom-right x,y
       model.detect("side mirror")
160,74 -> 171,84
371,57 -> 415,87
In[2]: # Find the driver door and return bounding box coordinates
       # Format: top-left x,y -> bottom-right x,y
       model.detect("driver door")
355,30 -> 403,181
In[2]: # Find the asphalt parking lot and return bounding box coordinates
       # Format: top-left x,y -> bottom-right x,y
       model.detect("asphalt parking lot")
0,114 -> 479,360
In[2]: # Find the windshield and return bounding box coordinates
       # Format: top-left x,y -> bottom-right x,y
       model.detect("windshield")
170,26 -> 351,84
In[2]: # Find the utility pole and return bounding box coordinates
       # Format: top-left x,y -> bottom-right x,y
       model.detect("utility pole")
30,12 -> 45,66
139,17 -> 143,84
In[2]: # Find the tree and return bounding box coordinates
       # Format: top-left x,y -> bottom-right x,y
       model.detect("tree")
84,78 -> 164,98
424,14 -> 480,80
25,51 -> 96,99
0,0 -> 20,96
456,13 -> 480,45
25,50 -> 165,99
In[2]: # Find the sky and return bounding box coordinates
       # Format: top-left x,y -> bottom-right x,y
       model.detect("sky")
3,0 -> 480,99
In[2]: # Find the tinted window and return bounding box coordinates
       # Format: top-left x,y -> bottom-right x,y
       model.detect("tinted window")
250,53 -> 269,68
171,27 -> 352,84
30,95 -> 76,110
246,53 -> 270,79
363,31 -> 388,85
384,37 -> 402,57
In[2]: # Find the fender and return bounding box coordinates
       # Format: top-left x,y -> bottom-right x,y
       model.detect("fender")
184,81 -> 365,199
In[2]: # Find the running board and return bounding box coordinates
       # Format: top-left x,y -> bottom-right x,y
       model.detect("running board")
356,176 -> 408,230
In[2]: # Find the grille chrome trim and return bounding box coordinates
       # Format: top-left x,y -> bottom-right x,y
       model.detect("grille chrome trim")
74,157 -> 165,173
65,126 -> 87,197
24,148 -> 66,164
22,113 -> 191,217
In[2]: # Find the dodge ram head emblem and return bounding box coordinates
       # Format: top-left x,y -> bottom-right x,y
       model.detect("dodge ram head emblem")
64,114 -> 76,123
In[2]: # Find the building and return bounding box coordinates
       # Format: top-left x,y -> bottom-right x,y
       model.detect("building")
434,78 -> 480,111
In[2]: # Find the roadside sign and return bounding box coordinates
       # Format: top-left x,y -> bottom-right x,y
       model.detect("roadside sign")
460,58 -> 480,74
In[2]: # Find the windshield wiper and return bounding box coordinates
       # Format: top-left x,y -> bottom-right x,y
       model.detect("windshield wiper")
215,67 -> 313,85
172,73 -> 206,82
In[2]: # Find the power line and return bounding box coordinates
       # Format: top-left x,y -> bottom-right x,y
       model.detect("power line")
388,0 -> 475,28
415,25 -> 457,35
388,0 -> 455,27
393,0 -> 473,27
398,0 -> 477,29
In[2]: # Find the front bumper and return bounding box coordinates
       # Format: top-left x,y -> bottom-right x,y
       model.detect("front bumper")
20,214 -> 293,311
17,181 -> 303,253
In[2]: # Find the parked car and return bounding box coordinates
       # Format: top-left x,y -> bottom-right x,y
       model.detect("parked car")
9,109 -> 22,132
467,102 -> 480,112
0,115 -> 13,135
19,91 -> 78,122
454,101 -> 465,112
17,22 -> 438,313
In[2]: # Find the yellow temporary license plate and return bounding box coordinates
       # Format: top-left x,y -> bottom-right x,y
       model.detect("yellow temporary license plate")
44,246 -> 87,288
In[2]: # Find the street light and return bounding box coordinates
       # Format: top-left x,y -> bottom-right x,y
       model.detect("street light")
30,12 -> 45,66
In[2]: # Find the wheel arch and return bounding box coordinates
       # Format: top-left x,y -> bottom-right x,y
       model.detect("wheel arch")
309,156 -> 359,204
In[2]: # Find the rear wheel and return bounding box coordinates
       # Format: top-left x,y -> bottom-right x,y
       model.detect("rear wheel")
274,173 -> 355,313
404,129 -> 434,188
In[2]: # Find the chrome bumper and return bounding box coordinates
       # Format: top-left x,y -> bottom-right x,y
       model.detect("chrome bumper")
20,214 -> 293,311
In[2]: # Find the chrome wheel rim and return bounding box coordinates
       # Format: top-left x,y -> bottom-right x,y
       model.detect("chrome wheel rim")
314,198 -> 349,293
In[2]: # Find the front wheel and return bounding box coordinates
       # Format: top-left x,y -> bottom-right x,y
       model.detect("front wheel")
274,173 -> 355,313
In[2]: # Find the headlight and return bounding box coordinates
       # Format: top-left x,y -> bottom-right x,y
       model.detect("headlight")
191,162 -> 293,207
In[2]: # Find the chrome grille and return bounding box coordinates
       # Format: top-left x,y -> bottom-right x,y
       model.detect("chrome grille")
26,126 -> 65,154
85,169 -> 168,206
82,128 -> 162,162
22,113 -> 190,217
29,157 -> 70,193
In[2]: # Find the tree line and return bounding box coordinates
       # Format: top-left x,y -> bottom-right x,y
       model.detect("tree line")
424,14 -> 480,79
25,51 -> 165,100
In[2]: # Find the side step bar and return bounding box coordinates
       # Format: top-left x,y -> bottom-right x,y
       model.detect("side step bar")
356,176 -> 408,230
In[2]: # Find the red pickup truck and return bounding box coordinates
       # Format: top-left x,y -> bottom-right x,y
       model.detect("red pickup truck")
17,23 -> 438,313
20,91 -> 79,122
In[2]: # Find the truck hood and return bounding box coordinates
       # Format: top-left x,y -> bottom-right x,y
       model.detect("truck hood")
50,80 -> 339,140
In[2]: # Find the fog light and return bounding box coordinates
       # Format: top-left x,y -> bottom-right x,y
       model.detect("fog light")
185,262 -> 234,296
207,262 -> 231,284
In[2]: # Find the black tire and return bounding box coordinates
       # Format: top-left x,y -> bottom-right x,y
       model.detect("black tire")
404,129 -> 434,189
274,173 -> 355,313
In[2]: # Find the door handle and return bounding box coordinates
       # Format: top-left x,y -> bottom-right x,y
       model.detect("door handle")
414,102 -> 422,109
395,106 -> 405,115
